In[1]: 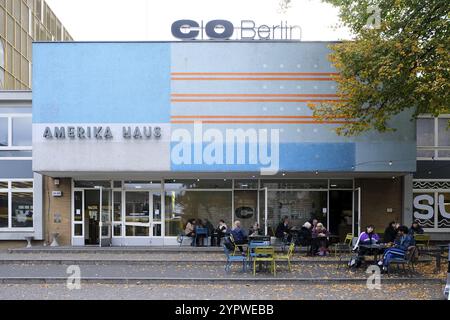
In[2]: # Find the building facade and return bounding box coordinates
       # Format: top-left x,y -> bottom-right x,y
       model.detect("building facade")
1,40 -> 448,246
0,0 -> 73,90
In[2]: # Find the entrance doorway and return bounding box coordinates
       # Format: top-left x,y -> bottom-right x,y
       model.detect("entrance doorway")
329,190 -> 353,242
84,189 -> 99,245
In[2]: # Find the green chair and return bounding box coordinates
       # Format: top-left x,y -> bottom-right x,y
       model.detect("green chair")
253,247 -> 276,276
414,234 -> 430,248
275,242 -> 295,272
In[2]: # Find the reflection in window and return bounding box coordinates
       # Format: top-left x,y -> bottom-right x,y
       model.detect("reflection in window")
164,191 -> 232,236
12,117 -> 32,146
0,118 -> 7,146
267,191 -> 328,231
11,192 -> 33,228
417,118 -> 436,158
125,192 -> 149,223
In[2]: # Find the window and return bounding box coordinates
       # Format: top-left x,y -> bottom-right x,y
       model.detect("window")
0,114 -> 32,158
0,180 -> 33,229
417,116 -> 450,159
0,38 -> 4,89
0,117 -> 7,146
164,190 -> 232,236
12,117 -> 31,145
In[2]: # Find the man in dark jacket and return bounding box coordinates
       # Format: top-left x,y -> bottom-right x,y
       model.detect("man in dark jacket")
383,221 -> 399,243
275,216 -> 292,243
378,225 -> 415,272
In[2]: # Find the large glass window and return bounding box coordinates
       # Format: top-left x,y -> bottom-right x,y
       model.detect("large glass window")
266,191 -> 328,233
164,190 -> 232,236
125,192 -> 149,223
0,180 -> 33,229
12,117 -> 32,146
165,179 -> 232,190
417,116 -> 450,159
438,119 -> 450,158
261,179 -> 328,189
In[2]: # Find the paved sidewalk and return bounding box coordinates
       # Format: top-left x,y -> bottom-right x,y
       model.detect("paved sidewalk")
0,282 -> 445,300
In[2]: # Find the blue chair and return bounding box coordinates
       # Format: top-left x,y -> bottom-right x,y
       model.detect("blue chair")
195,227 -> 208,246
223,245 -> 247,272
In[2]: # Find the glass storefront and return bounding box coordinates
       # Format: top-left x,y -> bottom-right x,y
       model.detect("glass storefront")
71,179 -> 354,244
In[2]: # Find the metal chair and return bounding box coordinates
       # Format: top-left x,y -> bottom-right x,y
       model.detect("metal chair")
414,234 -> 430,249
331,233 -> 353,257
253,247 -> 276,276
388,246 -> 419,275
223,245 -> 247,272
275,242 -> 296,272
194,227 -> 208,247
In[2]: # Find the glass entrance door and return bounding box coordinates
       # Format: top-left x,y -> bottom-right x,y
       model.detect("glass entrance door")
234,190 -> 258,231
99,187 -> 112,247
258,187 -> 268,235
151,192 -> 162,237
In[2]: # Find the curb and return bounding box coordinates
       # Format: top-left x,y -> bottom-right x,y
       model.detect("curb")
0,276 -> 445,285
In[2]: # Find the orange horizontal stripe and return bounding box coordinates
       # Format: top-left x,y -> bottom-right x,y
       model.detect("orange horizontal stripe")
171,93 -> 339,97
170,72 -> 339,76
171,120 -> 353,124
171,77 -> 334,81
170,115 -> 348,119
171,99 -> 342,103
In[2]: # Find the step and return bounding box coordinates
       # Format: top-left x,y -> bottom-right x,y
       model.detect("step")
0,276 -> 444,285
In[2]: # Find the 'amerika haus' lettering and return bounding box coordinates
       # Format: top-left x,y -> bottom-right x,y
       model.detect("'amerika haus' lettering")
43,126 -> 162,140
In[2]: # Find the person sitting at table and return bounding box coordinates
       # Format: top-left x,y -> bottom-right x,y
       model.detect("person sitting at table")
230,220 -> 248,254
275,216 -> 292,243
211,219 -> 227,247
383,221 -> 399,244
195,219 -> 208,246
350,225 -> 380,267
378,225 -> 415,272
296,221 -> 313,252
248,222 -> 263,237
184,219 -> 196,246
312,223 -> 330,256
408,220 -> 424,236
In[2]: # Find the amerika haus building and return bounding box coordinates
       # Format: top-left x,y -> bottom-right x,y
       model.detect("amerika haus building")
0,40 -> 449,246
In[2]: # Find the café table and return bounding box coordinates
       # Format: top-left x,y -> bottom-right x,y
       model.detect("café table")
358,243 -> 388,262
420,244 -> 449,272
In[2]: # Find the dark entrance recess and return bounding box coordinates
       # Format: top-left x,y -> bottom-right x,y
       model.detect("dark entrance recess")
329,190 -> 353,242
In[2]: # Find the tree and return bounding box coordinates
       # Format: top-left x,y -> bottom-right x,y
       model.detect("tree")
303,0 -> 449,135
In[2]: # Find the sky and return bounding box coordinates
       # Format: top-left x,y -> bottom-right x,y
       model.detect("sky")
44,0 -> 353,41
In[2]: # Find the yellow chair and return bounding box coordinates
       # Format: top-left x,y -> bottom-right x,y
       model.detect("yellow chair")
275,242 -> 295,272
253,247 -> 276,276
414,234 -> 430,248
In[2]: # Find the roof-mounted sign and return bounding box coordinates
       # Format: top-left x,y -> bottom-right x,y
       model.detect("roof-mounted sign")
171,19 -> 302,41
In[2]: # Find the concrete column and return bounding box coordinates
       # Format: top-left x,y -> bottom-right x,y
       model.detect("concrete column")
402,174 -> 413,227
32,173 -> 44,240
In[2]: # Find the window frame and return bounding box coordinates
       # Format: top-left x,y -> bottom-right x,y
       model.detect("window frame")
0,112 -> 32,160
0,179 -> 34,230
417,115 -> 450,161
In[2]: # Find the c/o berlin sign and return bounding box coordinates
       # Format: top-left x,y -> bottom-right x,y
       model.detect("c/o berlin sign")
171,19 -> 302,41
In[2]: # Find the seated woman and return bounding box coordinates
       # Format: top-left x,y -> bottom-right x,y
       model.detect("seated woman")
311,223 -> 330,256
350,225 -> 380,267
296,221 -> 312,246
184,219 -> 196,246
378,225 -> 415,272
